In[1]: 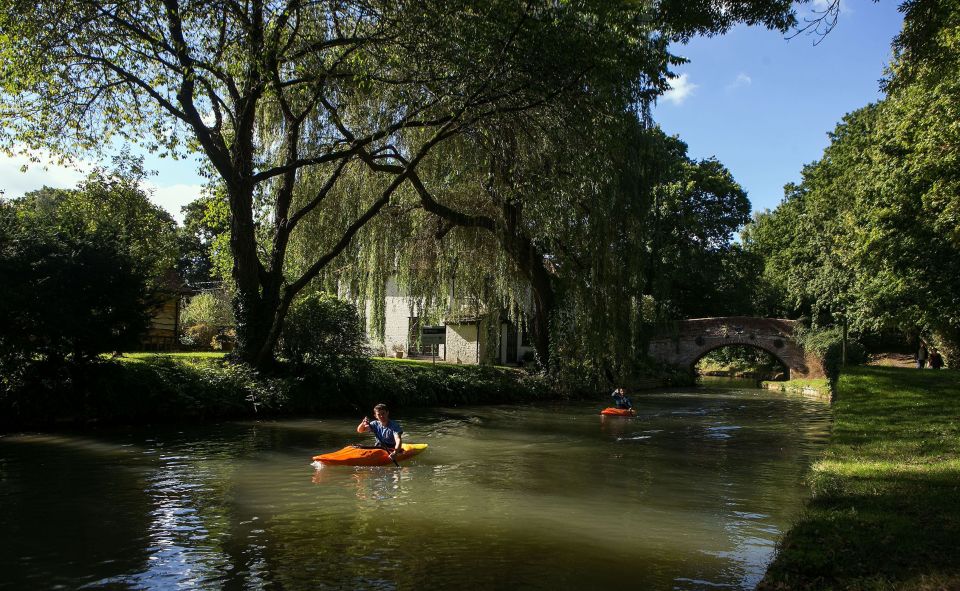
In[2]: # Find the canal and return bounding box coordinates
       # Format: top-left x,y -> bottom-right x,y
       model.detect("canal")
0,384 -> 830,590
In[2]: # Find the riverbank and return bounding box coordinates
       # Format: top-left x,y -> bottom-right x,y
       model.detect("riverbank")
0,353 -> 555,431
759,365 -> 960,590
760,377 -> 832,401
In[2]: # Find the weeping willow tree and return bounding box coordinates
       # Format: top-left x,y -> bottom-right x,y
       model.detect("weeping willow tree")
0,1 -> 662,369
284,101 -> 751,390
2,0 -> 802,370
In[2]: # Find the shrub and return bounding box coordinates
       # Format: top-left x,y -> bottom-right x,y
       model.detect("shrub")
0,217 -> 150,373
179,291 -> 235,348
279,292 -> 367,366
794,325 -> 866,381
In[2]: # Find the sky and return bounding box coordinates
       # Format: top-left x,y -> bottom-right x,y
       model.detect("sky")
0,1 -> 905,223
652,0 -> 905,214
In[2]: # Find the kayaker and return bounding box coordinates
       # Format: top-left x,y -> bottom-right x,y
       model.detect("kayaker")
611,387 -> 632,410
357,403 -> 404,458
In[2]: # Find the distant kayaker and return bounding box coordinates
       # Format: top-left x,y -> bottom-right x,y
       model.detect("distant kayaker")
611,387 -> 632,410
357,403 -> 404,458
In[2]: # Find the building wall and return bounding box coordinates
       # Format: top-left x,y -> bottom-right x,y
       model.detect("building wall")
364,277 -> 531,364
141,297 -> 178,350
446,323 -> 481,364
365,278 -> 417,357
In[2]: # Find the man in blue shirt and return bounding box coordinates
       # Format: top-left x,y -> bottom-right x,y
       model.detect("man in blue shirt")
357,403 -> 404,459
611,387 -> 632,410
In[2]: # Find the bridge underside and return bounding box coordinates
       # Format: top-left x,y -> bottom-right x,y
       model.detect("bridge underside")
647,317 -> 825,379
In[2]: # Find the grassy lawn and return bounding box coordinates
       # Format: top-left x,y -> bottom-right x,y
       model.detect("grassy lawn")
759,366 -> 960,590
121,351 -> 228,361
371,356 -> 442,365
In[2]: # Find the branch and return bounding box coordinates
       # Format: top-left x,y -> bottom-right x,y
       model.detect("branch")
408,172 -> 497,232
787,0 -> 841,44
284,111 -> 461,298
287,156 -> 352,231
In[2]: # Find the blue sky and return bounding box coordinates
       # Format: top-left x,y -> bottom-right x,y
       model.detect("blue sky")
653,0 -> 905,214
0,1 -> 904,222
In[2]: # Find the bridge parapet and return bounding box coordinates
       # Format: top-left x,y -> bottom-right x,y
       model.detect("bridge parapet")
648,317 -> 824,379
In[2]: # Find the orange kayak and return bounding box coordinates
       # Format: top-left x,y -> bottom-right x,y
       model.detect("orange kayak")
601,407 -> 635,416
312,443 -> 428,466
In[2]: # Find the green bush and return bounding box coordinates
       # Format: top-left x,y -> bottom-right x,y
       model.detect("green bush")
0,355 -> 557,430
179,290 -> 235,348
280,292 -> 367,366
0,209 -> 150,383
794,325 -> 866,381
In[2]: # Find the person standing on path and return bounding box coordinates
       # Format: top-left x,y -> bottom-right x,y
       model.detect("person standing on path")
929,349 -> 944,370
917,343 -> 929,369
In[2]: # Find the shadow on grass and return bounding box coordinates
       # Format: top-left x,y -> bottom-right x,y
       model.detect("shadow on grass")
759,366 -> 960,590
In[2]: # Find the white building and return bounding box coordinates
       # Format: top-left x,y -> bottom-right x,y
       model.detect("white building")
365,278 -> 534,365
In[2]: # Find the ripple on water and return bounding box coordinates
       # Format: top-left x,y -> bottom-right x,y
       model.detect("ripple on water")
0,389 -> 830,591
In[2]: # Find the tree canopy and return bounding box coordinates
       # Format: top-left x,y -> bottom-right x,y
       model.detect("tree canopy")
744,0 -> 960,362
1,0 -> 805,371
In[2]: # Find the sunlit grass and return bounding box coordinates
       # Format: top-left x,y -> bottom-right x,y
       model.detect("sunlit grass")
761,377 -> 831,391
119,351 -> 228,361
371,356 -> 440,365
759,366 -> 960,590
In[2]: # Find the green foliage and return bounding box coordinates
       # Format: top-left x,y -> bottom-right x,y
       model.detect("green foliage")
792,325 -> 865,382
0,355 -> 554,430
0,201 -> 151,390
177,189 -> 231,286
745,3 -> 960,357
759,366 -> 960,590
13,155 -> 179,288
0,0 -> 802,369
0,157 -> 182,396
279,292 -> 368,366
329,359 -> 555,411
644,145 -> 754,319
696,345 -> 785,377
179,290 -> 235,349
180,291 -> 235,328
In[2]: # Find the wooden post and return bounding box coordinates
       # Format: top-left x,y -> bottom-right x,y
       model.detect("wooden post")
842,314 -> 848,367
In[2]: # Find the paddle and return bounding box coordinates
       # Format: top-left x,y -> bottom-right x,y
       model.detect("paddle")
388,449 -> 401,468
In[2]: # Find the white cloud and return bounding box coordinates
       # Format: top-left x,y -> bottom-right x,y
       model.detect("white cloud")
812,0 -> 852,14
662,73 -> 698,106
726,73 -> 753,92
1,150 -> 201,224
0,151 -> 90,197
144,182 -> 204,223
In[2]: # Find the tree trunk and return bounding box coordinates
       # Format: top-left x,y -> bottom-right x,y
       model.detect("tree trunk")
499,203 -> 555,368
527,260 -> 555,368
226,174 -> 278,369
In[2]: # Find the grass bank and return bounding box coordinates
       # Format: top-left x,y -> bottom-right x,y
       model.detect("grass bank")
759,365 -> 960,590
1,354 -> 556,431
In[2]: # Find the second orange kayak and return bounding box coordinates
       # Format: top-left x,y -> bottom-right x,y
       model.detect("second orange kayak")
600,407 -> 636,416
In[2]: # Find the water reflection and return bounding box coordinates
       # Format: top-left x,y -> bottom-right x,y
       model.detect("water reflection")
0,387 -> 830,590
311,465 -> 408,503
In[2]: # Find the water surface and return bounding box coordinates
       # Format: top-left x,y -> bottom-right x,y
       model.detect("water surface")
0,386 -> 830,590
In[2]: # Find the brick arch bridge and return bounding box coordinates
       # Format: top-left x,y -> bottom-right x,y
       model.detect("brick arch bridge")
647,317 -> 825,379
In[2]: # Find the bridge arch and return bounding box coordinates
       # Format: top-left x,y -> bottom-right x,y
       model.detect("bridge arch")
690,342 -> 790,378
647,317 -> 825,379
